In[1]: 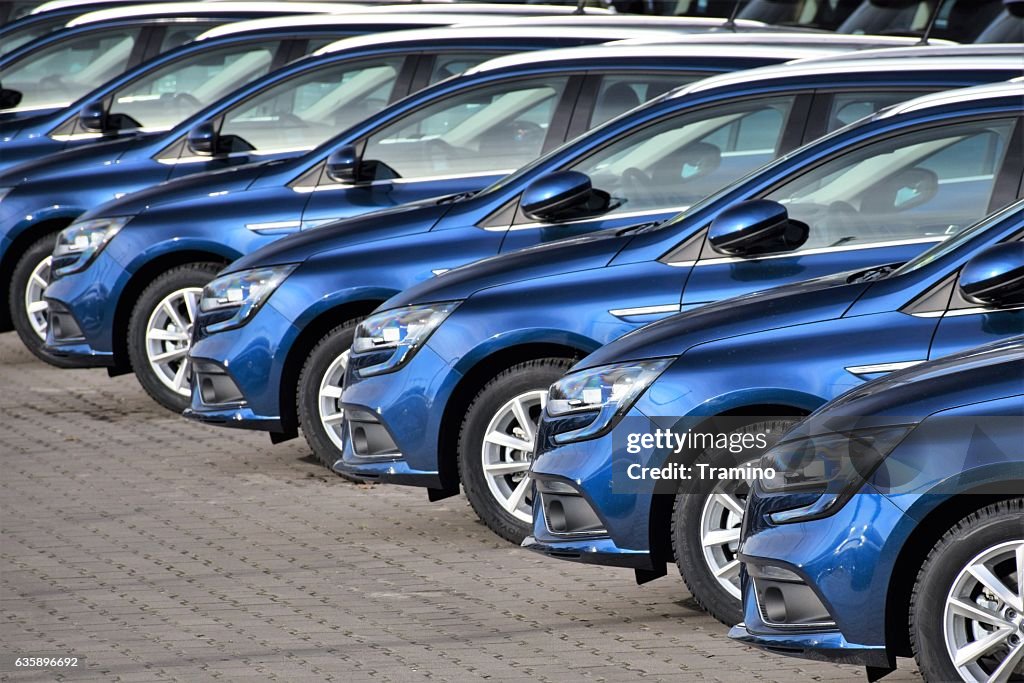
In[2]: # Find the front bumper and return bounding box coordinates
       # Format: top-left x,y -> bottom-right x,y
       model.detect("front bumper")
42,298 -> 115,367
332,343 -> 459,491
185,303 -> 301,433
733,489 -> 912,667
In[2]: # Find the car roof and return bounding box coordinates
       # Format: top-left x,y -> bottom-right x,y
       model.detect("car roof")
798,43 -> 1024,61
671,54 -> 1024,97
611,32 -> 956,48
195,12 -> 510,40
467,42 -> 838,74
330,3 -> 612,15
67,2 -> 358,26
312,24 -> 687,55
447,14 -> 763,29
32,0 -> 144,13
880,79 -> 1024,116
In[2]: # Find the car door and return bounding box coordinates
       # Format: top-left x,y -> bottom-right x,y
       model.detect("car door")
296,72 -> 585,226
927,234 -> 1024,360
678,115 -> 1022,309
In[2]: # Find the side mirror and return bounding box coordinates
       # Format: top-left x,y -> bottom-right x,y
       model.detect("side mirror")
958,242 -> 1024,308
521,171 -> 608,223
0,87 -> 22,110
1005,0 -> 1024,19
708,199 -> 809,257
78,99 -> 107,133
187,120 -> 219,156
326,145 -> 361,184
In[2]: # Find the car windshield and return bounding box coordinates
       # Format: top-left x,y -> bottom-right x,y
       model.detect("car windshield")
0,13 -> 65,56
738,0 -> 861,30
890,200 -> 1024,276
217,56 -> 408,154
838,0 -> 1005,41
107,41 -> 278,131
976,9 -> 1024,43
0,26 -> 145,110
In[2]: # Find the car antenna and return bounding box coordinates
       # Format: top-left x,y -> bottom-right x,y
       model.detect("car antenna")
722,0 -> 748,32
918,0 -> 947,44
574,0 -> 587,15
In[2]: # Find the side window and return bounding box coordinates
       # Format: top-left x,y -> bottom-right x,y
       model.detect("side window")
109,43 -> 278,130
360,76 -> 571,181
568,96 -> 798,216
588,74 -> 697,128
220,57 -> 407,154
158,24 -> 218,51
825,91 -> 930,131
763,118 -> 1017,250
0,28 -> 144,109
426,52 -> 507,85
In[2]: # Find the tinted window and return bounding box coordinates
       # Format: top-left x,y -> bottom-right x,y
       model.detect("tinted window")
110,42 -> 278,130
764,118 -> 1016,250
157,24 -> 216,51
220,57 -> 406,153
427,52 -> 506,84
361,76 -> 570,180
738,0 -> 860,29
588,74 -> 699,127
826,91 -> 925,130
0,14 -> 65,56
0,27 -> 143,109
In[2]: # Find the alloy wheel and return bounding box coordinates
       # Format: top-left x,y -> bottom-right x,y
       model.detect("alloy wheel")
943,539 -> 1024,682
24,255 -> 51,340
144,286 -> 201,397
698,463 -> 754,600
317,350 -> 350,452
480,390 -> 545,524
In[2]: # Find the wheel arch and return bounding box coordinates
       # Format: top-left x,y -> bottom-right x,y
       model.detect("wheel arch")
111,250 -> 232,373
1,215 -> 78,331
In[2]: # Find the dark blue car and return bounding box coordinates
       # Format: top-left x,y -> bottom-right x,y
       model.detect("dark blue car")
6,26 -> 665,362
180,48 -> 1022,465
524,196 -> 1024,626
325,80 -> 1022,558
39,41 -> 789,410
730,332 -> 1024,682
0,0 -> 171,55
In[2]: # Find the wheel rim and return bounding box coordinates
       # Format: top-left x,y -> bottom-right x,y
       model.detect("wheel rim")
317,350 -> 350,453
943,539 -> 1024,682
144,287 -> 201,397
698,458 -> 756,600
480,390 -> 545,524
24,254 -> 52,341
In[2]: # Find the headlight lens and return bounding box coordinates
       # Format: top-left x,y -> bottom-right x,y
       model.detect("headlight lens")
350,301 -> 460,377
199,264 -> 298,333
546,358 -> 672,444
51,217 -> 131,277
758,425 -> 914,523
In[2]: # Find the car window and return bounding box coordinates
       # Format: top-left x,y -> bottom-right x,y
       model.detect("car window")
360,75 -> 571,181
427,52 -> 506,84
109,42 -> 278,131
826,91 -> 924,131
219,56 -> 407,154
568,96 -> 798,216
157,24 -> 216,51
763,118 -> 1017,251
0,14 -> 65,56
0,27 -> 143,109
588,74 -> 699,128
738,0 -> 861,30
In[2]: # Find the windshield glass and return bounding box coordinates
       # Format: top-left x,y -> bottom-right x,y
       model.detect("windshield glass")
839,0 -> 1004,40
739,0 -> 861,30
0,26 -> 144,110
976,9 -> 1024,42
219,56 -> 408,154
109,41 -> 278,131
891,200 -> 1024,276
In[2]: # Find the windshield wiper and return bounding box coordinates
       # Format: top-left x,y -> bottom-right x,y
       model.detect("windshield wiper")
436,190 -> 478,205
847,263 -> 901,284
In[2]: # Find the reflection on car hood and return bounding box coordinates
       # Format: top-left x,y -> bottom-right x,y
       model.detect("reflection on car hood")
0,135 -> 143,185
386,227 -> 630,309
577,270 -> 870,370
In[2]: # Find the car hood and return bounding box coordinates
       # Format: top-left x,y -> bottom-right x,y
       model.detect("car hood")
224,197 -> 457,275
0,135 -> 143,185
85,159 -> 284,219
386,227 -> 632,310
807,336 -> 1024,422
577,271 -> 872,371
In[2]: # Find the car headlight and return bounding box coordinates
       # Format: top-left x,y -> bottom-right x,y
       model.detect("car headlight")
757,425 -> 914,524
51,216 -> 131,277
350,301 -> 460,377
546,358 -> 673,444
198,264 -> 298,333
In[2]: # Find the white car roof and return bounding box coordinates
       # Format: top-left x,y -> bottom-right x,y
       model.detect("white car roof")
67,2 -> 360,27
881,80 -> 1024,117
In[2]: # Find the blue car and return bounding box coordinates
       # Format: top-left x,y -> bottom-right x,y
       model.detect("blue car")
6,25 -> 663,362
327,80 -> 1023,555
39,41 -> 784,409
180,47 -> 1022,463
523,196 -> 1024,626
730,333 -> 1024,682
0,0 -> 171,55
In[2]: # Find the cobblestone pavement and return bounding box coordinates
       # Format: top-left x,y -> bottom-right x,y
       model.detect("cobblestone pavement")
0,334 -> 923,682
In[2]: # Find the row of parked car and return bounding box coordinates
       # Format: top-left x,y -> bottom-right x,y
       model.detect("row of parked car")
1,0 -> 1022,680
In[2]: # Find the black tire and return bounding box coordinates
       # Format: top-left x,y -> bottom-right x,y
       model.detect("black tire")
297,319 -> 362,474
458,357 -> 574,545
671,417 -> 798,626
910,498 -> 1024,683
9,231 -> 68,366
127,262 -> 221,412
